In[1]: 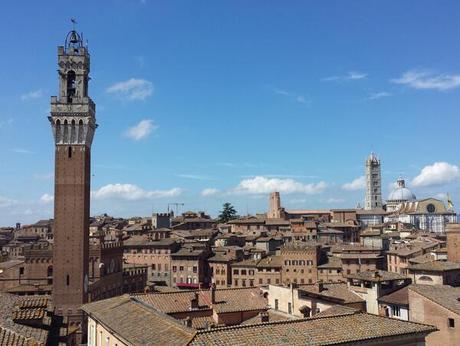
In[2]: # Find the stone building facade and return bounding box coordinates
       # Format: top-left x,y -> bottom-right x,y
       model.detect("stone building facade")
280,243 -> 321,285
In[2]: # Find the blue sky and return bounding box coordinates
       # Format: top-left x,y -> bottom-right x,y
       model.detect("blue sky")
1,1 -> 460,225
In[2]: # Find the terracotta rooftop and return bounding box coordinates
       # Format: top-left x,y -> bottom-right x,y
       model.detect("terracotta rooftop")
317,256 -> 342,269
0,326 -> 43,346
257,256 -> 283,268
0,294 -> 49,345
240,309 -> 297,325
409,260 -> 460,272
287,209 -> 331,214
409,284 -> 460,315
378,286 -> 410,307
408,253 -> 436,264
82,295 -> 195,345
298,283 -> 364,304
188,311 -> 436,345
346,270 -> 407,282
133,287 -> 267,314
313,305 -> 360,318
123,235 -> 177,247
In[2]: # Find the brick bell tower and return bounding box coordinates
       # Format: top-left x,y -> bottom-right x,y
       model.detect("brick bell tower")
49,26 -> 96,328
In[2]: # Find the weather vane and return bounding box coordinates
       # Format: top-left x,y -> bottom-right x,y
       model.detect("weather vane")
71,18 -> 77,30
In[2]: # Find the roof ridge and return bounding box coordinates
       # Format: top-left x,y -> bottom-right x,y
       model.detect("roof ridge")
409,285 -> 460,317
130,296 -> 197,333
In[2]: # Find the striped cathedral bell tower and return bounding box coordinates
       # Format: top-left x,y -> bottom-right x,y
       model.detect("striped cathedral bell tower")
48,25 -> 96,331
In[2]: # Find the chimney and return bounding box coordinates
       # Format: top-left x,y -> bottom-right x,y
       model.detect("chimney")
184,316 -> 192,328
260,312 -> 269,323
317,281 -> 324,292
190,292 -> 199,310
210,283 -> 216,304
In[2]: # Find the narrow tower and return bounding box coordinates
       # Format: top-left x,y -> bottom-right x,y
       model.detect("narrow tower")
268,192 -> 282,219
49,28 -> 96,327
364,153 -> 382,210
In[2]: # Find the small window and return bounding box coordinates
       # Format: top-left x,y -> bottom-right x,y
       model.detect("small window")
68,146 -> 72,158
275,299 -> 279,310
19,267 -> 24,275
448,318 -> 455,328
66,274 -> 70,286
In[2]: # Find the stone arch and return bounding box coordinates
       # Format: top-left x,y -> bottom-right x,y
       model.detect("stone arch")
55,119 -> 61,143
66,70 -> 76,102
63,120 -> 69,143
418,275 -> 433,282
70,119 -> 76,143
78,119 -> 84,143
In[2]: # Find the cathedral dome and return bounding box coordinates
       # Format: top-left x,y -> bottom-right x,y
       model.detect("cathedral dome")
387,178 -> 416,202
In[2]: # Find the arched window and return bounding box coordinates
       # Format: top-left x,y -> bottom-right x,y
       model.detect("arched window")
70,119 -> 76,143
55,119 -> 61,143
67,71 -> 76,102
63,120 -> 69,143
67,71 -> 76,103
78,119 -> 84,143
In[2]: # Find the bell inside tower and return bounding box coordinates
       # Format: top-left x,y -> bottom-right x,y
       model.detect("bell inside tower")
67,70 -> 76,102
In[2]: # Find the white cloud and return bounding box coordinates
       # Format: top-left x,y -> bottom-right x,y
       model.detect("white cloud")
348,71 -> 368,80
411,162 -> 460,187
273,88 -> 310,105
0,196 -> 17,208
326,197 -> 345,204
296,95 -> 307,104
106,78 -> 153,100
274,88 -> 289,96
368,91 -> 392,100
176,174 -> 215,181
435,192 -> 448,200
40,194 -> 54,204
201,188 -> 220,197
322,71 -> 367,82
287,198 -> 307,205
232,176 -> 327,195
21,89 -> 45,101
124,119 -> 157,140
92,183 -> 183,200
217,162 -> 236,167
342,176 -> 366,191
0,118 -> 13,128
392,70 -> 460,91
12,148 -> 34,154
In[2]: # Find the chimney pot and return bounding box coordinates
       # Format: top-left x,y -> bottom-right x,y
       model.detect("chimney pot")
260,312 -> 269,323
211,283 -> 216,304
184,316 -> 192,328
190,293 -> 199,310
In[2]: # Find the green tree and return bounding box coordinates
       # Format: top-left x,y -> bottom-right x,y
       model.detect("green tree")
218,202 -> 238,223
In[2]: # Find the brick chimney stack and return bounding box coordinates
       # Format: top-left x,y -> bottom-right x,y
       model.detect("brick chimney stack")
190,292 -> 199,310
210,283 -> 216,304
